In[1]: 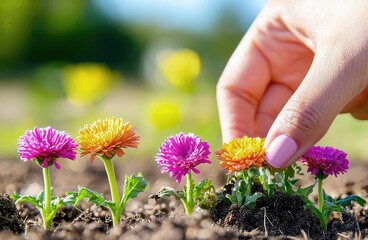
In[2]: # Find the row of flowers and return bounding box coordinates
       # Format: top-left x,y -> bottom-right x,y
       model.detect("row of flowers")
13,117 -> 366,232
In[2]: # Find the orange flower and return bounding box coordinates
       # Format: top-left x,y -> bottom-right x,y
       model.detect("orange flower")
77,117 -> 139,163
216,136 -> 266,172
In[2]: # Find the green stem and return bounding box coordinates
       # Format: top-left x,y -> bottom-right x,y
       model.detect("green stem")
101,156 -> 121,226
318,177 -> 323,212
182,172 -> 195,216
42,167 -> 52,230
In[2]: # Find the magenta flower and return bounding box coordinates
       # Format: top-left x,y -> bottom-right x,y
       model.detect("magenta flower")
18,127 -> 78,169
300,146 -> 349,177
155,132 -> 211,183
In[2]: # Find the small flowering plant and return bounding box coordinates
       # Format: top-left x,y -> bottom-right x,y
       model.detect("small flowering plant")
12,127 -> 78,230
153,132 -> 216,215
65,117 -> 148,227
216,136 -> 270,207
300,146 -> 366,231
216,136 -> 306,207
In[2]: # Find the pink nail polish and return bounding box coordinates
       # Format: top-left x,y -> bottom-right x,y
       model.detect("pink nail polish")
266,134 -> 298,168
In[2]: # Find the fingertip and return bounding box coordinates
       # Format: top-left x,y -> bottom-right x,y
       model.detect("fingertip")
265,134 -> 298,168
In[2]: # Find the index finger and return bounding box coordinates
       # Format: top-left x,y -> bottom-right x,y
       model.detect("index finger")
216,31 -> 270,143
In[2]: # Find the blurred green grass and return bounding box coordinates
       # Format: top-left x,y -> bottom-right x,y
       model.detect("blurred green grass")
0,79 -> 221,160
317,114 -> 368,160
1,79 -> 367,161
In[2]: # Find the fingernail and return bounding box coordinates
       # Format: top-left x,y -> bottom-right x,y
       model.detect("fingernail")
266,134 -> 298,168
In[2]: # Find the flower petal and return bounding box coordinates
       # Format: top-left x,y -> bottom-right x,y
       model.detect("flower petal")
155,132 -> 211,182
216,136 -> 266,172
77,117 -> 139,163
17,127 -> 78,169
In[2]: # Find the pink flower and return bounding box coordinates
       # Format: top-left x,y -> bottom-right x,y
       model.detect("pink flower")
300,146 -> 349,177
155,132 -> 211,183
18,127 -> 78,169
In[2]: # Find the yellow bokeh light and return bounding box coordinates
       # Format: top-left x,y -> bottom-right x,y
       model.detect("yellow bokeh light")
157,48 -> 201,92
61,63 -> 119,106
149,100 -> 182,130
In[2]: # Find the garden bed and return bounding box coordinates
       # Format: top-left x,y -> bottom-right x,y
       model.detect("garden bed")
0,156 -> 367,240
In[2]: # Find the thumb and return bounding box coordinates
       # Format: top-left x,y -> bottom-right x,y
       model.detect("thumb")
265,46 -> 368,168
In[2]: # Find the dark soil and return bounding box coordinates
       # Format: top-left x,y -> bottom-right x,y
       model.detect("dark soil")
210,190 -> 365,240
0,194 -> 24,234
0,156 -> 367,239
211,192 -> 321,238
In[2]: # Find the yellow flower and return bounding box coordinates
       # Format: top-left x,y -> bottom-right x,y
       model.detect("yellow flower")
157,48 -> 201,92
77,117 -> 139,163
62,63 -> 119,106
216,136 -> 266,173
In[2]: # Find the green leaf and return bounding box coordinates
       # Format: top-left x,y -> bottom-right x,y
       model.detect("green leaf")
102,200 -> 116,212
322,190 -> 334,203
293,163 -> 304,176
303,198 -> 327,231
65,187 -> 119,213
228,179 -> 249,207
236,190 -> 244,206
323,200 -> 341,223
10,192 -> 21,202
192,179 -> 217,209
157,186 -> 183,200
37,190 -> 45,203
11,193 -> 43,209
193,179 -> 211,196
235,171 -> 246,181
65,186 -> 106,206
64,191 -> 80,205
258,168 -> 266,183
323,200 -> 341,212
225,179 -> 246,206
48,196 -> 68,221
336,195 -> 366,207
225,194 -> 237,205
289,179 -> 299,186
245,192 -> 263,208
258,168 -> 270,191
62,192 -> 78,205
50,196 -> 62,208
259,168 -> 275,196
296,182 -> 316,197
274,173 -> 284,186
284,166 -> 295,179
120,175 -> 148,208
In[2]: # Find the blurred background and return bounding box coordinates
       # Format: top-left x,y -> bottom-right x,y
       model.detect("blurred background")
1,0 -> 368,172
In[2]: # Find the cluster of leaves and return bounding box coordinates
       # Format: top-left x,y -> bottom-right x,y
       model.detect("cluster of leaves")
65,174 -> 147,221
302,190 -> 366,231
221,170 -> 263,208
220,165 -> 301,207
12,189 -> 69,229
12,175 -> 147,229
219,163 -> 366,232
299,172 -> 366,231
152,178 -> 218,211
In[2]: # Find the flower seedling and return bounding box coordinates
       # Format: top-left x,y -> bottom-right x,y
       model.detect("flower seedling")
300,146 -> 366,231
154,132 -> 215,215
272,163 -> 308,196
66,117 -> 148,227
216,136 -> 270,207
215,136 -> 318,208
12,127 -> 78,230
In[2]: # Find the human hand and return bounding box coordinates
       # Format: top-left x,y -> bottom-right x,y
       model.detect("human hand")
216,0 -> 368,168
